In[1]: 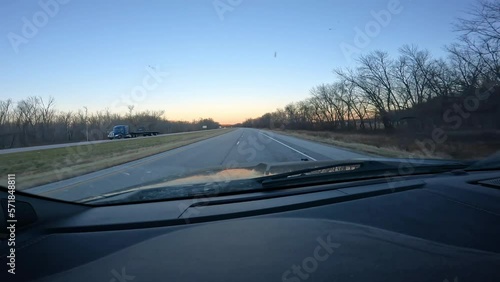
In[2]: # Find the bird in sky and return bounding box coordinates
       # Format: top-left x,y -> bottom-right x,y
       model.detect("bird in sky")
274,51 -> 277,58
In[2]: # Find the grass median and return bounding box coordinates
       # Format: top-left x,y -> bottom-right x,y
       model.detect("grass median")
0,129 -> 233,190
270,130 -> 417,158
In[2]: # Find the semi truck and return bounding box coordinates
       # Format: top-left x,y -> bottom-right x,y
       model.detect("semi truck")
109,125 -> 159,139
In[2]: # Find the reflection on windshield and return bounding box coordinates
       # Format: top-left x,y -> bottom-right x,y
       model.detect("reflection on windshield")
143,169 -> 265,189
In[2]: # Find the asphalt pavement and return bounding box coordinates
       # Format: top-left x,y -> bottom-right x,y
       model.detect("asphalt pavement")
25,128 -> 370,202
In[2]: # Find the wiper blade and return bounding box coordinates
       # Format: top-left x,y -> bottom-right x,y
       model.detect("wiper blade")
81,176 -> 264,205
465,151 -> 500,171
260,159 -> 468,189
82,159 -> 468,204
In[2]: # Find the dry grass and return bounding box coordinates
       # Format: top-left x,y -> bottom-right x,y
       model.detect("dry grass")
0,129 -> 233,190
273,129 -> 499,160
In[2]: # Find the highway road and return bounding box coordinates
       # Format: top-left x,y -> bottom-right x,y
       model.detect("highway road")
26,128 -> 371,202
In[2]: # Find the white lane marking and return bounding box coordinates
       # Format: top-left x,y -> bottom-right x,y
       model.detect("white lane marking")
237,141 -> 240,145
259,132 -> 317,161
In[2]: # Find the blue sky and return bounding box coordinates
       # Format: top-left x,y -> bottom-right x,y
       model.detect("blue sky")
0,0 -> 477,124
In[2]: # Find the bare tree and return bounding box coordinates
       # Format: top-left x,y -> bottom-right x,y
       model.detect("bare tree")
61,111 -> 73,141
447,43 -> 485,89
327,83 -> 348,129
358,51 -> 400,111
0,99 -> 14,148
427,58 -> 460,97
0,99 -> 13,125
338,81 -> 369,130
39,96 -> 56,142
450,0 -> 500,83
310,84 -> 338,128
15,96 -> 41,146
393,45 -> 434,107
271,109 -> 287,129
335,64 -> 394,130
455,0 -> 500,40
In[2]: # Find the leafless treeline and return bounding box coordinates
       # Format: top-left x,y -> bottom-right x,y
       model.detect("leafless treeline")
241,0 -> 500,132
0,97 -> 220,149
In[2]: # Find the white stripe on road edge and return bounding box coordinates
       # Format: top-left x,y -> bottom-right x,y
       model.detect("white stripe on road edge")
259,132 -> 317,161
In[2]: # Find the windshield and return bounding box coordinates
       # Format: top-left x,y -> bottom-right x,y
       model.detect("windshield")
0,0 -> 499,205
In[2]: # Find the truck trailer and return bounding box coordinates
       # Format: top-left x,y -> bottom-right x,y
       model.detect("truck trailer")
110,125 -> 159,139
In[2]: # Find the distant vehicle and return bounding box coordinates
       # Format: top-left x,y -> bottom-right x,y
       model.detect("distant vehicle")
107,131 -> 114,140
110,125 -> 159,139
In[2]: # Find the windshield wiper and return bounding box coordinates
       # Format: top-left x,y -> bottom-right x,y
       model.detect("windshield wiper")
260,159 -> 469,189
82,159 -> 469,205
464,151 -> 500,171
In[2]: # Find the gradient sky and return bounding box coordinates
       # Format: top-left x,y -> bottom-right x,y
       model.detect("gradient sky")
0,0 -> 478,124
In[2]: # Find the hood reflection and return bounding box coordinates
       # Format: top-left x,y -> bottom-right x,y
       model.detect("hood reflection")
140,168 -> 266,190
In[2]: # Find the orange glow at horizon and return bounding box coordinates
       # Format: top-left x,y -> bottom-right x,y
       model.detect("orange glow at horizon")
150,99 -> 287,125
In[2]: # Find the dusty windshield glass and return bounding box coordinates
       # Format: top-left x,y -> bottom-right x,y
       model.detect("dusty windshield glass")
0,0 -> 498,204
